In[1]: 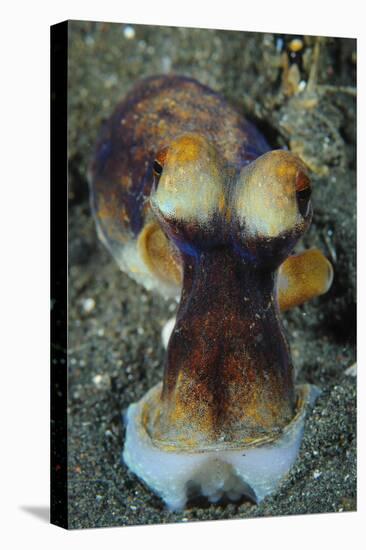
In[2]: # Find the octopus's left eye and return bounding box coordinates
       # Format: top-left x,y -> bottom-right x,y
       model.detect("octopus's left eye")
296,170 -> 312,218
153,160 -> 163,177
153,147 -> 168,188
153,160 -> 163,190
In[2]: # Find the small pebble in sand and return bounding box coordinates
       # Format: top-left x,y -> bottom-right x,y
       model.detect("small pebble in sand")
82,297 -> 95,314
93,373 -> 111,390
344,363 -> 357,377
161,55 -> 172,73
104,74 -> 118,89
123,26 -> 135,40
298,80 -> 306,92
85,34 -> 95,47
168,301 -> 177,312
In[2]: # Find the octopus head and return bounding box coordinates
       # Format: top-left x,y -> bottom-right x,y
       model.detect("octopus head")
150,138 -> 312,269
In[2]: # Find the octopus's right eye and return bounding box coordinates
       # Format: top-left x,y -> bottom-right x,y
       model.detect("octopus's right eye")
295,170 -> 312,218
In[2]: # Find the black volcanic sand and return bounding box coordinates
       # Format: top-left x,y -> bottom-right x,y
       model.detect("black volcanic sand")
66,21 -> 356,528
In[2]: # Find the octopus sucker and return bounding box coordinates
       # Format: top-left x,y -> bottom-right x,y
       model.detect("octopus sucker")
90,75 -> 332,509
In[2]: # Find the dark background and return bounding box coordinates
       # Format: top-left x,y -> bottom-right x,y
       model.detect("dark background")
67,21 -> 356,528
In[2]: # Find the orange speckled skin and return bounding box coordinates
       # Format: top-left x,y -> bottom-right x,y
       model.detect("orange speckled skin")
90,76 -> 316,450
90,75 -> 269,251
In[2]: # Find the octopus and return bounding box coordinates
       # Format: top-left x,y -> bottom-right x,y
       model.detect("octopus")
89,75 -> 333,510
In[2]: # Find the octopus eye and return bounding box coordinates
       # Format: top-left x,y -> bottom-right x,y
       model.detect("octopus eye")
153,160 -> 163,176
152,159 -> 163,189
153,147 -> 168,188
296,170 -> 312,218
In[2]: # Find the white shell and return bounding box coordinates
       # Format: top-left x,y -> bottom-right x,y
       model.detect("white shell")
122,383 -> 320,511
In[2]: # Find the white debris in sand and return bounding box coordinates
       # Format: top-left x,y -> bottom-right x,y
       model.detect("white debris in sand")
161,317 -> 176,349
344,363 -> 357,377
123,26 -> 135,40
82,297 -> 95,313
93,373 -> 111,390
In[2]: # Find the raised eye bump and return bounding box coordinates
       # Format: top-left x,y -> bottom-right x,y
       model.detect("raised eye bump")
150,133 -> 225,229
233,150 -> 312,244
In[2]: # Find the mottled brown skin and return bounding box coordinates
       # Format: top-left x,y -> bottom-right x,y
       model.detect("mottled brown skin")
90,76 -> 322,451
156,251 -> 295,446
